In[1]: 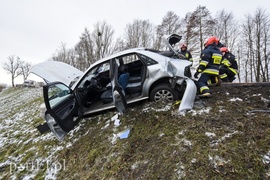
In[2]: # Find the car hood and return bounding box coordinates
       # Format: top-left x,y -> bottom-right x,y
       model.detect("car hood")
30,61 -> 83,86
163,34 -> 182,55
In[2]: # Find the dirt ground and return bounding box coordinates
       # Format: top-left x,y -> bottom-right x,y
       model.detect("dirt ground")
200,82 -> 270,111
55,82 -> 270,179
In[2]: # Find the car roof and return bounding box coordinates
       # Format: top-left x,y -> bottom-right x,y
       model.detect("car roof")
91,48 -> 144,65
88,47 -> 167,68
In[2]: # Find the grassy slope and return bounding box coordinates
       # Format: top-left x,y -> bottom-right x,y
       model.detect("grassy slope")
0,85 -> 270,179
57,85 -> 270,179
0,88 -> 81,179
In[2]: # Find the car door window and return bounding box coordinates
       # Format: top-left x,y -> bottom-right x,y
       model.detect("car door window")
43,82 -> 81,135
48,83 -> 71,108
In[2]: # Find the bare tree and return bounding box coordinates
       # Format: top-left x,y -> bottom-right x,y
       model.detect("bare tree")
241,14 -> 255,82
51,21 -> 115,71
20,61 -> 32,82
76,28 -> 95,69
124,19 -> 155,49
213,10 -> 239,51
241,8 -> 270,82
74,41 -> 88,71
67,48 -> 79,69
189,6 -> 215,52
3,55 -> 22,87
111,37 -> 126,52
253,8 -> 270,82
92,21 -> 115,59
52,42 -> 69,63
180,12 -> 198,54
155,11 -> 181,50
262,19 -> 270,82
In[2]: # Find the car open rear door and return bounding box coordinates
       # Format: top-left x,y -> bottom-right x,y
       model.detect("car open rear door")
37,82 -> 83,141
110,59 -> 127,114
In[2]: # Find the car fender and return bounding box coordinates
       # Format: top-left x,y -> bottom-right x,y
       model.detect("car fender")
167,59 -> 192,77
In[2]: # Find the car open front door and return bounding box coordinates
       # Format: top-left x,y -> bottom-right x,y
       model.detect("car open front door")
110,59 -> 127,114
38,82 -> 83,141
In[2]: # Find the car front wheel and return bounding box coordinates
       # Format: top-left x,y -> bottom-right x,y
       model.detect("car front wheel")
150,83 -> 178,102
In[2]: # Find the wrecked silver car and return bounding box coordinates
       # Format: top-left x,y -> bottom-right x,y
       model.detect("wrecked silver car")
31,34 -> 197,140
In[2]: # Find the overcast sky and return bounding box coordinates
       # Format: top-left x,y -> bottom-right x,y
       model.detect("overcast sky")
1,0 -> 269,85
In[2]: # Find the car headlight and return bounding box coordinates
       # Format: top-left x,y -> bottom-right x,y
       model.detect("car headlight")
184,65 -> 192,78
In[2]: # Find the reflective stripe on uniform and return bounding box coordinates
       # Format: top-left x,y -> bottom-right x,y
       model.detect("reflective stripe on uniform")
208,76 -> 219,84
202,69 -> 219,75
229,67 -> 238,75
220,73 -> 228,79
200,86 -> 209,93
222,59 -> 231,67
212,53 -> 222,65
199,60 -> 208,67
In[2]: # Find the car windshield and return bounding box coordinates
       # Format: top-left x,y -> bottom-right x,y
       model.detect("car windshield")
78,62 -> 110,88
97,63 -> 110,73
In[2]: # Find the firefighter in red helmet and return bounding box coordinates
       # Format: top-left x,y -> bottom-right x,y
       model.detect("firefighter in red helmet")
219,47 -> 238,82
194,36 -> 222,97
178,44 -> 193,62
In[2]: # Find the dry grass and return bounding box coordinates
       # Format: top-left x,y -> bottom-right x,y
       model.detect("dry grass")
56,85 -> 270,179
1,85 -> 269,179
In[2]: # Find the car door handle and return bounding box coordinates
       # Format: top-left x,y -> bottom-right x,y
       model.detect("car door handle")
69,105 -> 74,109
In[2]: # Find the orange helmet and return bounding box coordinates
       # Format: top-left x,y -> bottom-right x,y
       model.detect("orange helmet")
220,47 -> 229,52
180,44 -> 187,49
204,36 -> 219,47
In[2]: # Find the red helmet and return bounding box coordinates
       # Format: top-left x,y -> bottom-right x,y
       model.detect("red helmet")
204,36 -> 219,47
220,47 -> 229,52
180,44 -> 187,49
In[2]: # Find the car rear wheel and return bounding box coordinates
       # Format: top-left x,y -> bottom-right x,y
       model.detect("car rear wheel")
150,83 -> 178,102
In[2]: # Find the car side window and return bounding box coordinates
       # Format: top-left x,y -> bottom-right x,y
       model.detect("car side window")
48,83 -> 71,108
139,54 -> 158,66
121,54 -> 139,64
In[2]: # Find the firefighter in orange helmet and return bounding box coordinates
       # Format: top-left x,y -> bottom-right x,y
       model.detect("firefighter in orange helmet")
194,36 -> 222,97
219,47 -> 238,82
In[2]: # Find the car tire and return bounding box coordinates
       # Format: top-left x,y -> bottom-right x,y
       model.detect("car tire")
150,83 -> 178,102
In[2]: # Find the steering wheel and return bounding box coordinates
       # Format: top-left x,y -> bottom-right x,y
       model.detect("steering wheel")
91,77 -> 103,91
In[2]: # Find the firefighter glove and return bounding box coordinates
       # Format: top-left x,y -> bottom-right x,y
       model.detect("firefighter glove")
194,72 -> 200,79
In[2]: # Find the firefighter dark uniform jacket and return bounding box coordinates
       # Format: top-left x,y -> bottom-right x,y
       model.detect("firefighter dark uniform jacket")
180,50 -> 193,61
221,52 -> 238,75
197,44 -> 222,75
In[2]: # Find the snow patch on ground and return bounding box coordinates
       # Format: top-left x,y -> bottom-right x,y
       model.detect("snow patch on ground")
0,88 -> 82,179
208,131 -> 239,147
229,97 -> 243,102
205,132 -> 216,138
190,107 -> 211,116
263,151 -> 270,164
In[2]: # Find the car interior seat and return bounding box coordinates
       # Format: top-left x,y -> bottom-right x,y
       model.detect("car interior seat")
100,64 -> 129,104
125,65 -> 145,94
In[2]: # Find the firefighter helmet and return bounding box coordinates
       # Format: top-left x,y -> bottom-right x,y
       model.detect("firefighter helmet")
220,47 -> 229,52
180,44 -> 187,49
204,36 -> 219,47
